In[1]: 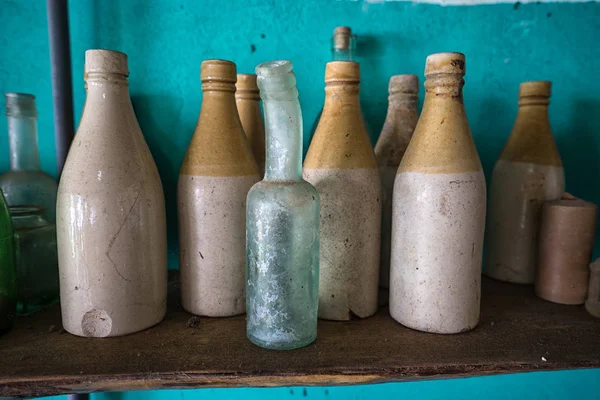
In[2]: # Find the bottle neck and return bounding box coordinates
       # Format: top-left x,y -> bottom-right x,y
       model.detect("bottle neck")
387,93 -> 418,113
262,93 -> 303,181
324,83 -> 360,108
424,74 -> 464,101
85,72 -> 131,103
7,115 -> 40,172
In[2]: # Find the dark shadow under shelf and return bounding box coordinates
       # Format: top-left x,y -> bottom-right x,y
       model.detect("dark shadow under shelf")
0,274 -> 599,397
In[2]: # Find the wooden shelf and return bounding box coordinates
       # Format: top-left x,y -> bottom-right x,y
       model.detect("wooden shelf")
0,275 -> 599,397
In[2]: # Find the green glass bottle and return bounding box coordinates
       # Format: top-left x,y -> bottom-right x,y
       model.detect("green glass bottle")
0,189 -> 16,333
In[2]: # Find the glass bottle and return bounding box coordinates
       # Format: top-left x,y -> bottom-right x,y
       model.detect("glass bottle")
303,61 -> 381,321
236,73 -> 265,176
57,50 -> 167,337
485,81 -> 564,284
179,60 -> 259,317
10,206 -> 59,315
374,75 -> 419,291
0,93 -> 58,222
246,60 -> 320,350
390,53 -> 486,334
0,189 -> 16,333
331,26 -> 355,61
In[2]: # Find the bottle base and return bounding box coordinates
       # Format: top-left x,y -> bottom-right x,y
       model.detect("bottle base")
247,332 -> 316,350
390,311 -> 479,335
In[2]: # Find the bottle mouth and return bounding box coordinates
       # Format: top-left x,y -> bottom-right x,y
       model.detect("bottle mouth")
256,60 -> 293,77
256,60 -> 297,98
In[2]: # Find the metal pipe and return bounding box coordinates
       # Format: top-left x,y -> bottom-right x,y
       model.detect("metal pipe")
46,0 -> 74,178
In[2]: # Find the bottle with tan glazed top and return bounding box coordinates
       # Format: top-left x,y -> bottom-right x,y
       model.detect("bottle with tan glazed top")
179,60 -> 260,317
390,52 -> 486,334
303,61 -> 381,321
485,81 -> 564,284
374,74 -> 419,290
57,50 -> 167,337
236,74 -> 265,176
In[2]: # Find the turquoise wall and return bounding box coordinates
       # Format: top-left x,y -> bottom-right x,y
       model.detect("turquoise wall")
1,0 -> 599,398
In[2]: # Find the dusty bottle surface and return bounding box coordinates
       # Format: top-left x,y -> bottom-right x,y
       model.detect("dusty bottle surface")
303,61 -> 381,321
179,60 -> 260,317
374,74 -> 419,290
11,206 -> 59,315
0,93 -> 57,222
236,73 -> 265,176
57,49 -> 167,337
390,52 -> 486,334
246,60 -> 319,350
485,81 -> 564,284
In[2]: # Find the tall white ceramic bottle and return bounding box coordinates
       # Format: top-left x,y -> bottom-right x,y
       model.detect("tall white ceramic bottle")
485,81 -> 564,284
390,52 -> 486,334
57,50 -> 167,337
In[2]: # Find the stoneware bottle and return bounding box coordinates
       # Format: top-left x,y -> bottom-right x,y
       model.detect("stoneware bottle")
303,61 -> 381,321
586,258 -> 600,318
236,74 -> 265,176
374,74 -> 419,290
390,52 -> 486,334
57,50 -> 167,337
179,60 -> 260,317
485,81 -> 564,284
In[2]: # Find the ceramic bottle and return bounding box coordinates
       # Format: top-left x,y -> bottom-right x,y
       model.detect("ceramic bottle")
57,50 -> 167,337
303,61 -> 381,321
390,52 -> 486,334
485,81 -> 564,284
179,60 -> 260,317
374,75 -> 419,290
246,60 -> 320,350
236,74 -> 265,176
0,93 -> 58,222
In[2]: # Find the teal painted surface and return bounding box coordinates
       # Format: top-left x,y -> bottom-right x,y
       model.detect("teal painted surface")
1,0 -> 600,397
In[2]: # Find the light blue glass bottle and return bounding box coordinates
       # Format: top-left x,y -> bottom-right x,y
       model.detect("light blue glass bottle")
246,60 -> 320,350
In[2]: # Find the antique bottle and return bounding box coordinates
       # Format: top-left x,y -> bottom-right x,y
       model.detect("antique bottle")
535,194 -> 597,305
0,190 -> 16,333
57,50 -> 167,337
485,81 -> 564,284
304,61 -> 381,321
586,259 -> 600,318
374,75 -> 419,290
246,60 -> 320,350
0,93 -> 58,222
390,52 -> 486,334
236,74 -> 265,176
11,206 -> 59,315
179,60 -> 260,317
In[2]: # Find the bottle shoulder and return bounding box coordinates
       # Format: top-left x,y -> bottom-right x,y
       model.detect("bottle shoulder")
248,180 -> 319,209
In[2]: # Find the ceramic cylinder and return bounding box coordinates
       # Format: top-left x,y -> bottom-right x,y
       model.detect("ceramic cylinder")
57,50 -> 167,337
485,81 -> 564,284
236,74 -> 265,176
535,194 -> 597,304
390,53 -> 486,334
178,60 -> 260,317
586,259 -> 600,318
303,61 -> 381,321
374,74 -> 419,291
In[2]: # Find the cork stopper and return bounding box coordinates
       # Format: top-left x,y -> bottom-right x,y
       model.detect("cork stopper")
519,81 -> 551,98
5,93 -> 36,118
236,74 -> 258,91
424,52 -> 466,76
85,49 -> 128,76
389,75 -> 419,95
325,61 -> 360,83
200,60 -> 237,83
333,26 -> 353,50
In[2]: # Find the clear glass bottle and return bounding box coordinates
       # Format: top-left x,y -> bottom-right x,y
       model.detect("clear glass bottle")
246,60 -> 320,350
0,93 -> 58,222
10,206 -> 59,315
0,189 -> 16,333
331,26 -> 356,61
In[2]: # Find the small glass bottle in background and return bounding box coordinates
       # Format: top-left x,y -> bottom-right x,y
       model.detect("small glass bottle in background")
246,60 -> 320,350
331,26 -> 355,61
10,206 -> 59,315
0,189 -> 16,333
0,94 -> 58,222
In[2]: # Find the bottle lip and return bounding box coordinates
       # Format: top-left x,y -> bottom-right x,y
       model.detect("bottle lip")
325,61 -> 360,83
424,52 -> 466,77
519,80 -> 551,98
256,60 -> 293,77
9,205 -> 45,217
389,74 -> 419,94
85,49 -> 129,76
201,59 -> 237,83
236,74 -> 259,91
